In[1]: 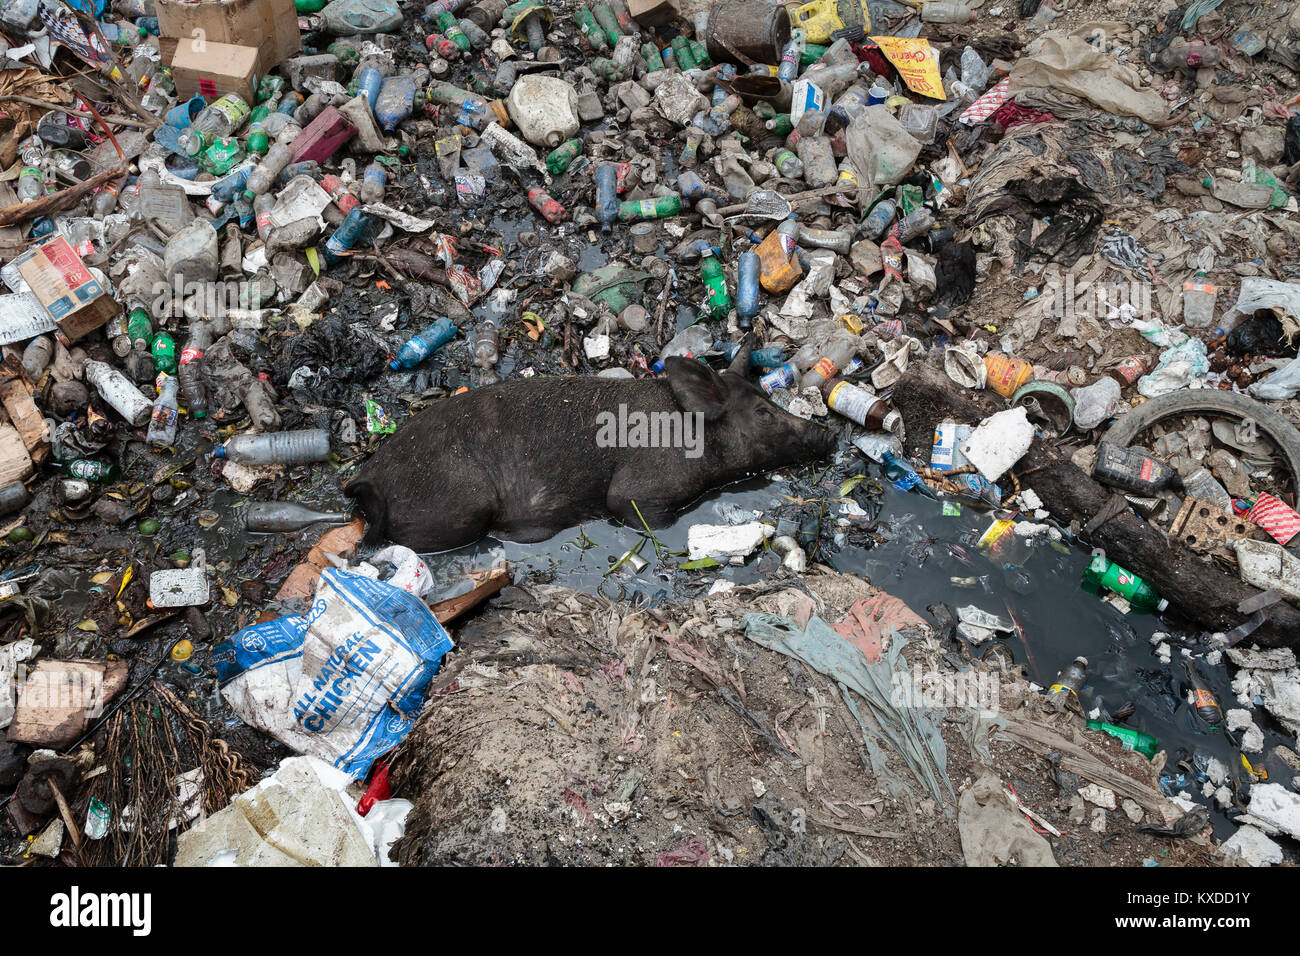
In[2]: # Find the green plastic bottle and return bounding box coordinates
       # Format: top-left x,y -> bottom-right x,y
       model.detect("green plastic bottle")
1086,719 -> 1159,759
616,194 -> 682,222
126,308 -> 153,351
670,35 -> 697,70
151,332 -> 177,374
295,0 -> 326,11
641,42 -> 664,71
1081,552 -> 1168,612
700,249 -> 731,320
545,138 -> 583,175
199,137 -> 244,175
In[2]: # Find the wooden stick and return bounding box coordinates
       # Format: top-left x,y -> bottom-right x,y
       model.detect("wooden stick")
0,95 -> 155,129
430,566 -> 512,624
0,163 -> 127,227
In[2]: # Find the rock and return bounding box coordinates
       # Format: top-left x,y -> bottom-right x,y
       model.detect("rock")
1221,824 -> 1283,866
1080,783 -> 1117,810
686,522 -> 772,561
1122,799 -> 1144,823
1227,708 -> 1264,752
1090,806 -> 1107,833
1241,126 -> 1286,166
1245,783 -> 1300,840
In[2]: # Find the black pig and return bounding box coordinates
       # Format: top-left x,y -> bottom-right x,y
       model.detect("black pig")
345,344 -> 837,552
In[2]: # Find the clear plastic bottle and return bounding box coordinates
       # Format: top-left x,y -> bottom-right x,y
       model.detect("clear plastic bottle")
240,379 -> 279,430
242,142 -> 294,200
21,335 -> 53,381
177,322 -> 210,419
147,374 -> 180,447
1182,274 -> 1218,328
922,1 -> 972,23
472,316 -> 500,368
778,32 -> 804,82
212,428 -> 332,465
92,179 -> 120,219
176,93 -> 251,156
360,161 -> 386,204
800,333 -> 859,391
16,166 -> 42,202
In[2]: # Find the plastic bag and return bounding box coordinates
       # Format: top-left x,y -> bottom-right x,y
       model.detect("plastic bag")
214,568 -> 453,778
368,545 -> 435,598
845,106 -> 922,207
1249,355 -> 1300,400
1138,338 -> 1209,397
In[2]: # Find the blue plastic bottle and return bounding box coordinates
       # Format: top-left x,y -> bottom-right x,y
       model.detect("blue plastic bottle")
595,164 -> 619,232
375,73 -> 419,132
165,95 -> 206,129
719,341 -> 787,368
736,251 -> 761,327
321,208 -> 376,265
356,67 -> 384,111
210,159 -> 258,203
390,318 -> 459,370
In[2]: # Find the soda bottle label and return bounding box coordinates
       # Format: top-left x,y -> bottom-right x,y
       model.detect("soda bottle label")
1194,688 -> 1217,709
180,346 -> 203,365
812,357 -> 837,381
210,95 -> 250,128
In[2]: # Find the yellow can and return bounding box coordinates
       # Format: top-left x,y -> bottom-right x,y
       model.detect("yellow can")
787,0 -> 872,45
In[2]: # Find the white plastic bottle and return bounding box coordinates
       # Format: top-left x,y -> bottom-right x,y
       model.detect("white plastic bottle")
85,359 -> 153,426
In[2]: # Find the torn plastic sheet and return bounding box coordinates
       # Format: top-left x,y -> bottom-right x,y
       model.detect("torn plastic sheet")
214,568 -> 453,778
743,612 -> 954,807
362,203 -> 439,232
138,154 -> 214,196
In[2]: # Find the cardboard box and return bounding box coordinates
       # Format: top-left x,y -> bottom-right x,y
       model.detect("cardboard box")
157,0 -> 300,73
11,236 -> 118,343
171,40 -> 260,103
628,0 -> 680,26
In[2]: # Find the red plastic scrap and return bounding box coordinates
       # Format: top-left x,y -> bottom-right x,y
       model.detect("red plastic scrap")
833,593 -> 926,665
655,836 -> 709,867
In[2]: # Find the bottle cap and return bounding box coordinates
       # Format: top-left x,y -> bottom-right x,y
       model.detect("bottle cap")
882,410 -> 901,434
389,359 -> 402,371
211,445 -> 227,459
1157,598 -> 1169,612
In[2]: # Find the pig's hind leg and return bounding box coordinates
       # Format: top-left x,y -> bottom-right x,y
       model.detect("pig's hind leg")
606,471 -> 682,530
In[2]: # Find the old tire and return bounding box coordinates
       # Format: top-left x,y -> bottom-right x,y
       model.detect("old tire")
1103,389 -> 1300,492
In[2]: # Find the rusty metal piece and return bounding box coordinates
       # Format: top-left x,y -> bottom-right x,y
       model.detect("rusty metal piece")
1168,497 -> 1256,555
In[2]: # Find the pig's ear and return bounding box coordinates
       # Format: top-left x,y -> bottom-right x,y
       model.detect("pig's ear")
725,334 -> 753,378
665,356 -> 729,421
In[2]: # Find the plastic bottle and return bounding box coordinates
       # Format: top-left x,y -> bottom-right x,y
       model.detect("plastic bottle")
700,247 -> 731,320
1153,37 -> 1221,70
85,359 -> 153,426
147,374 -> 180,447
736,251 -> 761,327
0,481 -> 29,516
527,187 -> 565,223
176,93 -> 251,156
360,162 -> 387,203
472,317 -> 500,368
253,193 -> 275,243
882,451 -> 934,497
778,32 -> 804,82
213,428 -> 331,465
1086,719 -> 1159,759
822,379 -> 900,431
21,335 -> 52,381
240,380 -> 279,431
720,342 -> 787,368
16,166 -> 42,202
887,206 -> 936,244
150,331 -> 177,374
771,148 -> 804,179
860,198 -> 898,240
391,318 -> 459,370
92,180 -> 120,219
546,138 -> 583,175
1182,275 -> 1218,328
617,194 -> 681,222
800,335 -> 858,391
321,208 -> 376,266
245,501 -> 351,532
1082,552 -> 1168,612
376,71 -> 428,132
1091,441 -> 1182,495
922,1 -> 972,22
657,325 -> 714,366
1181,659 -> 1223,729
242,143 -> 294,200
178,323 -> 210,419
1047,656 -> 1088,710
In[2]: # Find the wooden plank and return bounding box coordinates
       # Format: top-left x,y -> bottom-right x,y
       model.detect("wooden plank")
0,379 -> 47,461
0,423 -> 32,486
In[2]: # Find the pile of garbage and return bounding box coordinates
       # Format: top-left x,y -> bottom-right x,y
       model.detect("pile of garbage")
0,0 -> 1299,867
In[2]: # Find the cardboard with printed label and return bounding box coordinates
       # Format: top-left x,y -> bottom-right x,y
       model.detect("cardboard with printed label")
11,235 -> 118,343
